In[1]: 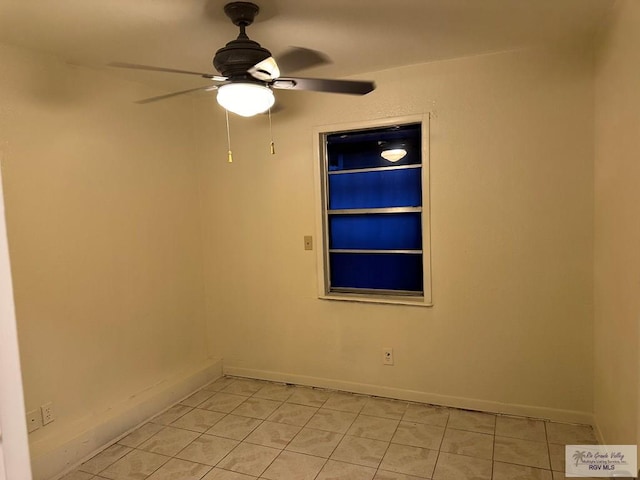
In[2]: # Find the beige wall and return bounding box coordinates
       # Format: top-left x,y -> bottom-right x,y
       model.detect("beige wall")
0,43 -> 211,461
197,46 -> 595,419
593,0 -> 640,452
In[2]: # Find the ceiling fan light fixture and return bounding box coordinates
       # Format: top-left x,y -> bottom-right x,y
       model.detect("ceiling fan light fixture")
381,148 -> 407,162
216,82 -> 275,117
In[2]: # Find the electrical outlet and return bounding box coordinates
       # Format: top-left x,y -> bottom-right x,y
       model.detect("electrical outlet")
41,402 -> 54,425
383,347 -> 394,365
26,409 -> 41,433
304,235 -> 313,251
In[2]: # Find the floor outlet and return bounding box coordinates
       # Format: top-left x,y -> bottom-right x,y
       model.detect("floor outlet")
383,347 -> 394,365
41,402 -> 54,425
26,409 -> 41,433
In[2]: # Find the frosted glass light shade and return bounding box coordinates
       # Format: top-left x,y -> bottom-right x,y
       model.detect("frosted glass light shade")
217,83 -> 275,117
381,148 -> 407,162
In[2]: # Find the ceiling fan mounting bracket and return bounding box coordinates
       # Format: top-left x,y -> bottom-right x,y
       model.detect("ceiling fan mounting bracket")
224,2 -> 260,27
214,2 -> 271,78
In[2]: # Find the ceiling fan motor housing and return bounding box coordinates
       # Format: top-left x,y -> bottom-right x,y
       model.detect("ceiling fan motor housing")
213,37 -> 272,78
214,2 -> 271,78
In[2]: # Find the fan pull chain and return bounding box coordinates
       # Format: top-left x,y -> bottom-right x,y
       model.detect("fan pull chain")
225,109 -> 233,163
268,108 -> 275,155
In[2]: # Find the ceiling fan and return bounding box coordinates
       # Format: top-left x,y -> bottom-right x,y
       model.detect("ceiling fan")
110,1 -> 376,117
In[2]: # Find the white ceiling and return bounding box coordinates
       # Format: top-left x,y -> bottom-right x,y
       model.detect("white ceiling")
0,0 -> 613,93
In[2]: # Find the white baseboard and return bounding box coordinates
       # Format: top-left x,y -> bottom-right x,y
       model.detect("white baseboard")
33,358 -> 223,480
224,365 -> 594,426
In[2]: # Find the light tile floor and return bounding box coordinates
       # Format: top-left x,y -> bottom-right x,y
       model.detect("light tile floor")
59,376 -> 599,480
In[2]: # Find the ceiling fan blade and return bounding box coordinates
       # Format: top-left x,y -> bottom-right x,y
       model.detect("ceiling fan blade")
135,86 -> 218,104
248,57 -> 281,82
275,47 -> 331,75
109,62 -> 227,81
272,77 -> 375,95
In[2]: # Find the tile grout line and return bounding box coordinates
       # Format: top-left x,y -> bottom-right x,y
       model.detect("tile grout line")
257,390 -> 332,479
436,406 -> 453,478
491,429 -> 496,480
303,390 -> 345,480
236,386 -> 336,479
544,420 -> 554,479
175,377 -> 251,477
372,401 -> 406,479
